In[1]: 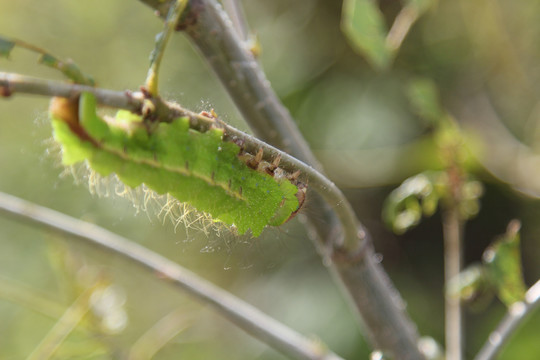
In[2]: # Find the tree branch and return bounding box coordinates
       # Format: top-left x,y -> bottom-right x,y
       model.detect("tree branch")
134,1 -> 425,358
222,0 -> 249,42
0,191 -> 344,360
0,72 -> 359,241
474,280 -> 540,360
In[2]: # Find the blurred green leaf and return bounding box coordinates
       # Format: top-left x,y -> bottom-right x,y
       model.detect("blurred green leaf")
341,0 -> 436,70
0,35 -> 94,85
0,36 -> 15,58
459,179 -> 483,220
383,171 -> 442,234
384,170 -> 482,233
483,220 -> 527,306
447,263 -> 495,311
406,78 -> 444,124
433,119 -> 479,175
341,0 -> 392,70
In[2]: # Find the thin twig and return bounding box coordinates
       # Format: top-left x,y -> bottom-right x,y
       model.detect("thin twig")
443,205 -> 463,360
0,36 -> 94,86
145,0 -> 188,96
386,6 -> 419,52
474,280 -> 540,360
0,71 -> 360,250
0,191 -> 344,360
0,72 -> 142,109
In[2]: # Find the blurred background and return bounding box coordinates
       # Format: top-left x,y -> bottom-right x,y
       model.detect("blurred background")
0,0 -> 539,358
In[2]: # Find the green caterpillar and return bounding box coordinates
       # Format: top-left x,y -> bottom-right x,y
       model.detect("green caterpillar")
49,93 -> 305,236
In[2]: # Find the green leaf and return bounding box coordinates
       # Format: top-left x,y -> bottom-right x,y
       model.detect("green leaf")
341,0 -> 436,70
341,0 -> 392,70
406,78 -> 444,124
382,172 -> 442,234
483,220 -> 527,306
447,263 -> 495,311
0,36 -> 15,58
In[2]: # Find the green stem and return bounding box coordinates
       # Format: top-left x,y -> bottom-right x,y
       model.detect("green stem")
145,0 -> 188,96
443,204 -> 463,360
